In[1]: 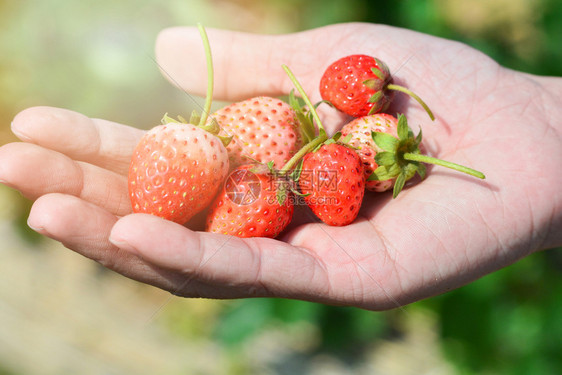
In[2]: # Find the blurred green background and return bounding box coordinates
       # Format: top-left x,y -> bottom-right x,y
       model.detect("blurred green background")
1,0 -> 560,374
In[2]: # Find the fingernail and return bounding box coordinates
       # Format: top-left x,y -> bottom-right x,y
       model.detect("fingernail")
109,235 -> 140,256
11,121 -> 31,141
27,218 -> 45,234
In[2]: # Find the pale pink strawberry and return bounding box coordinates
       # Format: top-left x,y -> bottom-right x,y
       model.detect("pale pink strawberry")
209,96 -> 304,170
340,113 -> 399,192
128,24 -> 232,224
129,122 -> 229,224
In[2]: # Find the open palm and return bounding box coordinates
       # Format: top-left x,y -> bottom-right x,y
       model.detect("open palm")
1,23 -> 560,310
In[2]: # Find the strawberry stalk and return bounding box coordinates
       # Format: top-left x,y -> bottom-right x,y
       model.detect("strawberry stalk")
282,65 -> 327,138
278,134 -> 328,175
402,152 -> 485,179
279,65 -> 329,175
288,90 -> 317,144
161,24 -> 231,147
369,114 -> 485,198
197,23 -> 214,130
363,58 -> 435,121
384,83 -> 435,121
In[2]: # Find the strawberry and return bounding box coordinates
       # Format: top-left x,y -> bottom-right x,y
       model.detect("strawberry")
369,114 -> 485,198
319,54 -> 434,120
340,113 -> 399,192
209,96 -> 304,170
128,24 -> 230,224
299,142 -> 365,226
128,120 -> 229,224
206,164 -> 294,238
279,64 -> 364,226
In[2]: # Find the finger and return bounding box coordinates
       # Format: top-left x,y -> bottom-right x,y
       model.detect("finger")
0,142 -> 131,216
154,24 -> 447,133
155,25 -> 358,133
11,106 -> 144,175
27,193 -> 192,293
155,25 -> 343,101
109,213 -> 333,301
155,24 -> 439,102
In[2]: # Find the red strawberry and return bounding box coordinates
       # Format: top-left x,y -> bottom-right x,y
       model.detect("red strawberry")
341,113 -> 399,192
209,96 -> 304,170
319,54 -> 434,120
128,120 -> 230,224
299,142 -> 365,226
206,164 -> 294,238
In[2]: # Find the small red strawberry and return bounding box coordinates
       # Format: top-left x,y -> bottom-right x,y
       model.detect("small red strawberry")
206,164 -> 294,238
369,114 -> 485,198
209,96 -> 304,170
340,113 -> 399,192
128,24 -> 230,224
319,54 -> 434,120
299,142 -> 365,226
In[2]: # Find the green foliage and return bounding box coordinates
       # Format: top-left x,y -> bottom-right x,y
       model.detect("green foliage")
215,298 -> 394,359
287,0 -> 562,77
420,249 -> 562,374
214,297 -> 390,354
213,250 -> 561,373
313,304 -> 389,354
215,299 -> 276,347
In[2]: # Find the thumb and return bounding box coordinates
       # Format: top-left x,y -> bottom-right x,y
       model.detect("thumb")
109,213 -> 331,300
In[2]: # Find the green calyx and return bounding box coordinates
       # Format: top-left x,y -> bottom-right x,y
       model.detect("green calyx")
288,90 -> 334,144
161,112 -> 231,147
288,90 -> 316,144
363,58 -> 435,121
368,114 -> 485,198
282,65 -> 327,140
363,58 -> 391,115
160,24 -> 231,148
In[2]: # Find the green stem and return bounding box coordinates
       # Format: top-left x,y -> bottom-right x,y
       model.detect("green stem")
279,133 -> 328,175
301,115 -> 316,144
197,23 -> 214,128
282,64 -> 326,135
403,152 -> 485,179
386,83 -> 435,121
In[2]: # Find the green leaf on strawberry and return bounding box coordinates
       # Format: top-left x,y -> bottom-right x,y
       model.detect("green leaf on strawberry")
289,89 -> 316,143
373,151 -> 397,166
369,114 -> 485,198
371,132 -> 399,152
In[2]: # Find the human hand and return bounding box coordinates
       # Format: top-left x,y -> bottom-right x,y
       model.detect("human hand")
1,23 -> 561,310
